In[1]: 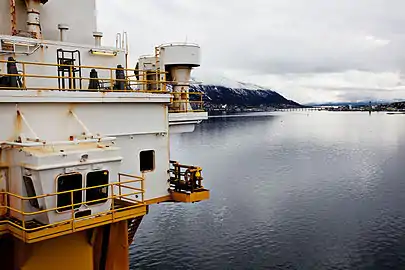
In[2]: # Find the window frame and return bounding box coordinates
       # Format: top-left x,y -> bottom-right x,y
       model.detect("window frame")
139,150 -> 155,172
84,170 -> 109,206
55,172 -> 83,213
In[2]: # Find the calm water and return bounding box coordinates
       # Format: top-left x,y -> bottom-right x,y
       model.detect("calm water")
130,112 -> 405,270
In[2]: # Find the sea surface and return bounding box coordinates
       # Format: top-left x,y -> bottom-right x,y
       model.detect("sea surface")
130,111 -> 405,270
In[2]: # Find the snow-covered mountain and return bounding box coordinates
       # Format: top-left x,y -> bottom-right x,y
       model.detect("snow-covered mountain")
189,76 -> 302,112
193,75 -> 269,90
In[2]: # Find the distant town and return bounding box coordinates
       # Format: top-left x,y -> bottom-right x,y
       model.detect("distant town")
316,101 -> 405,112
203,101 -> 405,114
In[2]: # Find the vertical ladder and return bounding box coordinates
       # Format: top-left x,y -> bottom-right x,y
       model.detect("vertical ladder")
155,46 -> 164,91
57,49 -> 82,90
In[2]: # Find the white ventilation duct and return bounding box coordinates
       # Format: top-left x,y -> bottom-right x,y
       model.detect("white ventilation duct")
25,0 -> 43,38
58,24 -> 69,42
93,32 -> 103,47
169,66 -> 193,111
159,44 -> 201,112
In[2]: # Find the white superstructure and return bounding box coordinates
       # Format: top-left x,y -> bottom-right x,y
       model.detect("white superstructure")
0,0 -> 209,246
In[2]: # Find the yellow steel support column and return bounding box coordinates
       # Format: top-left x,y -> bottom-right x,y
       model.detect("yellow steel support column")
105,221 -> 130,270
1,221 -> 136,270
93,221 -> 132,270
15,231 -> 93,270
0,235 -> 14,270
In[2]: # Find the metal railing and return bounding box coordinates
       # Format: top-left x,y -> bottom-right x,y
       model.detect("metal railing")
0,58 -> 205,113
169,91 -> 204,113
0,174 -> 144,238
169,160 -> 204,193
0,58 -> 168,92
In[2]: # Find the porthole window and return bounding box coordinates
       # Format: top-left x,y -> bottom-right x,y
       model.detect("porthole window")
140,150 -> 155,172
56,173 -> 82,212
86,170 -> 109,205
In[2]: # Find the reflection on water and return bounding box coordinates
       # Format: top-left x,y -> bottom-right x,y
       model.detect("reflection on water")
130,112 -> 405,269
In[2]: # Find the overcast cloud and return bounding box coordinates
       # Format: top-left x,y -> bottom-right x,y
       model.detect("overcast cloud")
97,0 -> 405,103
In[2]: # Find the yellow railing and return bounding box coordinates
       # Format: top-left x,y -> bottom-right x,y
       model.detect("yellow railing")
169,91 -> 204,113
0,174 -> 145,238
0,59 -> 168,92
169,160 -> 204,192
0,59 -> 205,113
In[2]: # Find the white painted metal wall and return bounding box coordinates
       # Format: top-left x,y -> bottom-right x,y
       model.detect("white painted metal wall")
159,44 -> 200,68
0,0 -> 27,37
0,36 -> 125,90
0,92 -> 172,222
0,102 -> 167,141
8,144 -> 122,224
115,133 -> 170,201
0,0 -> 97,44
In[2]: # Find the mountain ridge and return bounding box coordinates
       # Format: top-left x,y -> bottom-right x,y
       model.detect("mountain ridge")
189,77 -> 302,112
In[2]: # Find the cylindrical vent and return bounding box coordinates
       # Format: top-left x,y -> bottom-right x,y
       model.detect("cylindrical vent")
25,0 -> 42,38
169,66 -> 193,112
58,24 -> 69,42
93,32 -> 103,47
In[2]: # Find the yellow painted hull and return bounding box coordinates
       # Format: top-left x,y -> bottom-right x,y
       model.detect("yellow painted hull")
0,220 -> 132,270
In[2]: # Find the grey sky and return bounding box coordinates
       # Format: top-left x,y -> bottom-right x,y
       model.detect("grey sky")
97,0 -> 405,103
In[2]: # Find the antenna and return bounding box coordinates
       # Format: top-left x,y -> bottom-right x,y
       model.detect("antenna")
94,0 -> 98,31
122,29 -> 125,49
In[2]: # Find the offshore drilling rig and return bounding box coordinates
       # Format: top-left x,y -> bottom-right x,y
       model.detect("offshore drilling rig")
0,1 -> 209,269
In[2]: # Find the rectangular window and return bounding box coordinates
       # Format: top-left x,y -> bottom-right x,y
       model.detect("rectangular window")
57,173 -> 82,212
23,176 -> 40,209
86,170 -> 109,205
140,150 -> 155,172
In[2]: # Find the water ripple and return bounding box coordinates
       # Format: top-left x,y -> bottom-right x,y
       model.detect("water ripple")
131,112 -> 405,269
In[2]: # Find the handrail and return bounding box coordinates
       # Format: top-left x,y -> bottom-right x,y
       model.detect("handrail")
119,173 -> 145,203
0,58 -> 205,113
0,173 -> 145,234
0,59 -> 167,73
169,160 -> 204,193
169,92 -> 204,113
158,42 -> 200,48
4,177 -> 142,200
0,58 -> 168,93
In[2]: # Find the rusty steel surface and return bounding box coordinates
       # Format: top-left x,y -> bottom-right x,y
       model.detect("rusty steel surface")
9,0 -> 16,35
